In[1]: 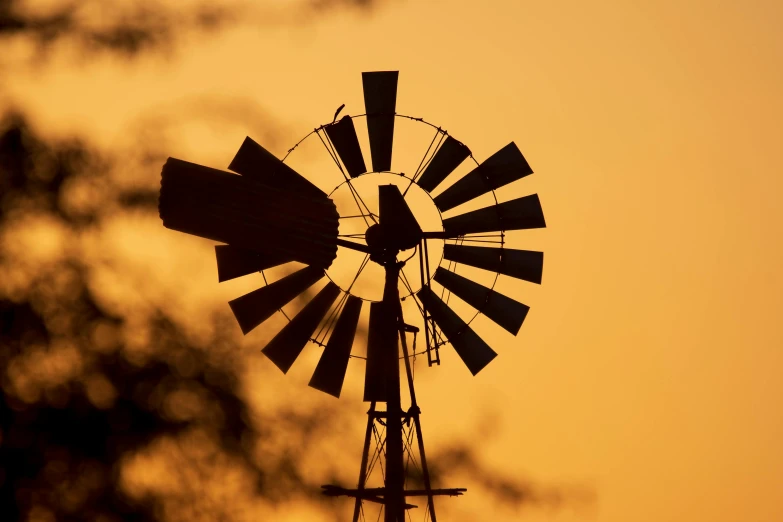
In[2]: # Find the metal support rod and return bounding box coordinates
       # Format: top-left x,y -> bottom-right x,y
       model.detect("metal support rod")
353,401 -> 377,522
419,238 -> 434,367
397,318 -> 437,522
337,237 -> 372,254
323,485 -> 466,499
423,238 -> 439,364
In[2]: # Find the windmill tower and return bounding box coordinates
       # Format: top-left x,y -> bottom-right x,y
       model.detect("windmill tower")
158,71 -> 546,521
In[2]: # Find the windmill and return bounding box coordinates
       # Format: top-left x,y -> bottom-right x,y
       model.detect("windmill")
158,71 -> 545,521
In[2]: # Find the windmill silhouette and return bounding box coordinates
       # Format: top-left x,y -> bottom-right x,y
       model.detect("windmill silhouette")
159,71 -> 546,521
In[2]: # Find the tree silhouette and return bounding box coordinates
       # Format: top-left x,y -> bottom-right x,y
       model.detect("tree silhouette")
0,113 -> 354,521
0,0 -> 388,62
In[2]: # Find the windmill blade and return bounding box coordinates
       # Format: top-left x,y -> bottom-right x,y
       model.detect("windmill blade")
309,296 -> 363,397
415,136 -> 471,193
441,194 -> 546,237
215,245 -> 291,282
416,287 -> 497,375
228,266 -> 324,335
433,267 -> 529,335
325,116 -> 367,178
228,136 -> 325,197
160,158 -> 339,268
262,282 -> 341,373
363,301 -> 397,402
379,184 -> 422,250
443,244 -> 543,284
434,142 -> 532,212
363,71 -> 398,172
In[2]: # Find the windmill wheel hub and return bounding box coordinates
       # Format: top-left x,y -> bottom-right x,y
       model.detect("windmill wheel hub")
364,223 -> 389,250
327,173 -> 444,301
365,222 -> 422,253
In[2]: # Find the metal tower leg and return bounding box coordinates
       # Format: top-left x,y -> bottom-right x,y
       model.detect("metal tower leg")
398,324 -> 437,522
383,262 -> 405,522
353,402 -> 376,522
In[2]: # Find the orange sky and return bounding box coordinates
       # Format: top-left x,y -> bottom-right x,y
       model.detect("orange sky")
4,1 -> 783,521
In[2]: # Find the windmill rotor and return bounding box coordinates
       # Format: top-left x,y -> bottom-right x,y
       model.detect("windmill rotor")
158,70 -> 546,521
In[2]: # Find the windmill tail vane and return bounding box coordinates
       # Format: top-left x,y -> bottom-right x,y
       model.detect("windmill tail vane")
158,70 -> 546,521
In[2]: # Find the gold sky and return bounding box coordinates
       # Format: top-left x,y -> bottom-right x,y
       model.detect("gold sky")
4,1 -> 783,521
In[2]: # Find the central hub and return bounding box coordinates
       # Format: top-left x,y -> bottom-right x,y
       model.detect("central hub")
326,173 -> 444,302
364,223 -> 388,251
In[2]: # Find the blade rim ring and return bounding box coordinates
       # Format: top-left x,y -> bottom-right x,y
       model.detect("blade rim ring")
280,113 -> 514,348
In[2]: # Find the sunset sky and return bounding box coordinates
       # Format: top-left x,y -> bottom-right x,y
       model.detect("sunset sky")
2,1 -> 782,521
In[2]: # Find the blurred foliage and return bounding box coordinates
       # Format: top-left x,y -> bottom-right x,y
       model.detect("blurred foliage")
424,442 -> 594,511
0,0 -> 241,58
0,0 -> 388,62
0,113 -> 351,521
